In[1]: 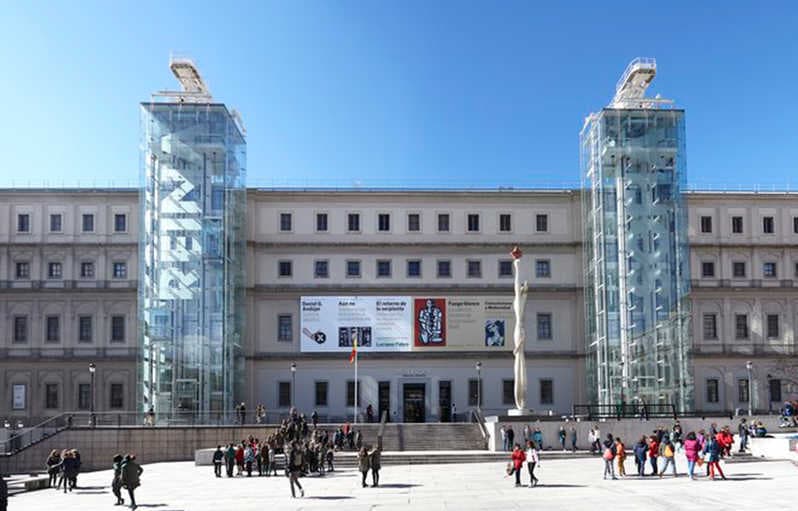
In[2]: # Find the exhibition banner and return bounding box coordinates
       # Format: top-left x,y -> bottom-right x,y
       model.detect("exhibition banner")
300,296 -> 515,353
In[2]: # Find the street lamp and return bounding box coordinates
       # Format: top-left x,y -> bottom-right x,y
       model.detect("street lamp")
746,361 -> 753,417
290,362 -> 297,409
89,363 -> 96,427
475,361 -> 482,415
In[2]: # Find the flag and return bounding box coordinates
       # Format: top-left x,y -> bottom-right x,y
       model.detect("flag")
349,333 -> 358,364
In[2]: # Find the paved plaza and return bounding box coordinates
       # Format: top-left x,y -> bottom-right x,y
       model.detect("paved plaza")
9,456 -> 797,511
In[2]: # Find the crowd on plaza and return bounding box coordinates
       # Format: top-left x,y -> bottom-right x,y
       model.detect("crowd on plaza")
504,417 -> 771,487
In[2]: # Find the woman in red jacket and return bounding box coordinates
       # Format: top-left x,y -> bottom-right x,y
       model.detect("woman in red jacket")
510,444 -> 526,487
647,436 -> 659,476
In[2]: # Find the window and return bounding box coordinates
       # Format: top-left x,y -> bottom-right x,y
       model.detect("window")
407,259 -> 422,278
437,260 -> 451,278
111,316 -> 125,342
378,213 -> 391,232
794,217 -> 798,234
278,382 -> 291,407
700,216 -> 712,233
499,214 -> 512,232
795,262 -> 798,278
498,260 -> 513,278
78,316 -> 92,343
763,216 -> 774,234
279,213 -> 292,232
45,316 -> 60,342
467,259 -> 481,278
701,261 -> 715,278
732,261 -> 746,278
769,378 -> 782,403
767,314 -> 779,339
48,262 -> 62,279
377,259 -> 392,278
277,315 -> 293,342
50,214 -> 62,232
537,313 -> 552,340
732,216 -> 743,234
45,383 -> 59,409
314,260 -> 329,279
316,213 -> 328,232
112,214 -> 126,232
735,314 -> 749,339
278,260 -> 292,277
81,261 -> 95,278
113,262 -> 127,279
12,384 -> 26,410
82,213 -> 94,232
346,260 -> 361,278
467,214 -> 480,232
315,381 -> 329,407
763,262 -> 777,278
702,313 -> 717,340
346,380 -> 361,407
78,384 -> 91,410
502,380 -> 514,405
347,213 -> 360,232
437,213 -> 450,232
540,379 -> 554,405
468,378 -> 482,406
706,379 -> 719,403
535,259 -> 551,278
535,214 -> 549,233
110,383 -> 124,409
13,316 -> 27,343
15,262 -> 30,279
407,213 -> 420,232
17,213 -> 30,233
738,379 -> 750,403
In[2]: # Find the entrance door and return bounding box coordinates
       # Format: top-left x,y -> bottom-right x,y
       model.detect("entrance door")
403,383 -> 426,423
378,381 -> 391,423
439,380 -> 452,422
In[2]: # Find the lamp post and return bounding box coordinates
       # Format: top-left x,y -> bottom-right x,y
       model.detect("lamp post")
746,361 -> 753,417
475,361 -> 482,415
290,362 -> 297,409
89,362 -> 96,427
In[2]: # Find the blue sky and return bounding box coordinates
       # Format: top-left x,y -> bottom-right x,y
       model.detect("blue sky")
0,1 -> 796,189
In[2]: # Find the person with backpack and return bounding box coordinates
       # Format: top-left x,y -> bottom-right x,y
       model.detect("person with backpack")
358,446 -> 371,488
288,442 -> 305,498
658,438 -> 677,477
633,436 -> 648,476
121,453 -> 143,510
111,454 -> 124,506
602,434 -> 617,480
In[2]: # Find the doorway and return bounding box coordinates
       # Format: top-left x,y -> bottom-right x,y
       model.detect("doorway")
378,381 -> 390,422
403,383 -> 426,422
439,380 -> 452,422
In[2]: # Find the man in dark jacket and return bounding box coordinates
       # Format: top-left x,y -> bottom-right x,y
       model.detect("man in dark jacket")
370,447 -> 382,487
213,446 -> 224,477
121,454 -> 143,510
224,444 -> 235,477
506,426 -> 515,452
738,418 -> 749,453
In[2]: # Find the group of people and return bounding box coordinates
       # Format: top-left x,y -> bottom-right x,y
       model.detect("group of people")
357,445 -> 382,488
111,454 -> 143,508
44,449 -> 81,492
508,441 -> 541,487
501,424 -> 578,452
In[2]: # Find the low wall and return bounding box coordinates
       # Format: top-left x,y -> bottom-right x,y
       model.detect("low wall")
484,415 -> 786,452
750,433 -> 798,462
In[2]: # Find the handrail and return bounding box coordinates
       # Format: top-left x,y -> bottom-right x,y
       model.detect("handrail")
470,409 -> 489,443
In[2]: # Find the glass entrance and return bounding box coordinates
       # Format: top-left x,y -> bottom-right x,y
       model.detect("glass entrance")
378,381 -> 390,423
403,383 -> 426,423
439,380 -> 452,422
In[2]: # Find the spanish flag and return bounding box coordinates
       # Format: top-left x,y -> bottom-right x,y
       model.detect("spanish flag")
349,333 -> 358,364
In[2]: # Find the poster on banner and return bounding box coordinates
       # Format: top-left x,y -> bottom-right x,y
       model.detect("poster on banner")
415,297 -> 515,351
300,296 -> 413,353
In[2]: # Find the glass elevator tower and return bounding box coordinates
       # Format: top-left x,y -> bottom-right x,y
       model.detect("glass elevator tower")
581,58 -> 693,413
138,58 -> 246,420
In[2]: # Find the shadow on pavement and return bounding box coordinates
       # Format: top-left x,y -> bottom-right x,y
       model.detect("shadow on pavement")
533,484 -> 587,488
373,483 -> 421,488
307,496 -> 355,500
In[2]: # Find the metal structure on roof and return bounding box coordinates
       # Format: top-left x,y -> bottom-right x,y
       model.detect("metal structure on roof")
152,55 -> 213,103
610,58 -> 673,109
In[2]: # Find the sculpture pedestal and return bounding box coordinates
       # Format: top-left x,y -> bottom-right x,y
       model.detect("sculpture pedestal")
507,408 -> 530,416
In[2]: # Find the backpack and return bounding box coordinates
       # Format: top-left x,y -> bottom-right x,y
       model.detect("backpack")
602,447 -> 614,460
293,450 -> 304,468
664,444 -> 674,457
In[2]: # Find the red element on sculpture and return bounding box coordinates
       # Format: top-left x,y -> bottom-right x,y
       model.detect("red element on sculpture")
510,246 -> 523,260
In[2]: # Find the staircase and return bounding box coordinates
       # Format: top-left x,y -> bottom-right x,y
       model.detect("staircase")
322,423 -> 487,451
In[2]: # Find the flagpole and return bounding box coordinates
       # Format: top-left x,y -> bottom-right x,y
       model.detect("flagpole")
354,347 -> 358,425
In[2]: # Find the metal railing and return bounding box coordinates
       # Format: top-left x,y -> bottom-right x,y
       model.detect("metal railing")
571,403 -> 677,421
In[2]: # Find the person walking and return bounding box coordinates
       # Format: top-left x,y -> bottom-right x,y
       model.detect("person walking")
633,436 -> 648,476
615,437 -> 626,477
121,454 -> 143,510
370,446 -> 382,487
602,434 -> 617,480
288,442 -> 305,498
569,426 -> 577,452
212,446 -> 224,478
704,436 -> 726,480
224,444 -> 235,477
358,447 -> 371,488
683,432 -> 700,480
45,450 -> 61,488
738,418 -> 749,453
511,443 -> 525,487
111,454 -> 124,506
525,441 -> 540,487
558,426 -> 567,451
658,438 -> 677,477
647,435 -> 659,476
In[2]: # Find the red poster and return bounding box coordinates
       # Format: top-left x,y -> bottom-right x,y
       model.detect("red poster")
414,298 -> 446,347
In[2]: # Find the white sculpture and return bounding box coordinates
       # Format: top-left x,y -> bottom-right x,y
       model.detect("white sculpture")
511,246 -> 529,412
